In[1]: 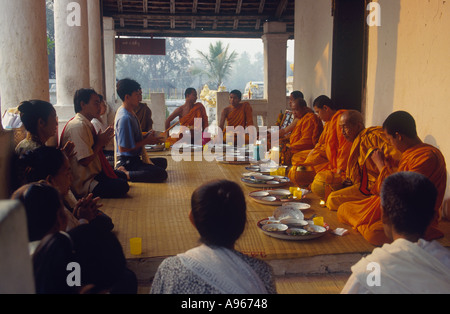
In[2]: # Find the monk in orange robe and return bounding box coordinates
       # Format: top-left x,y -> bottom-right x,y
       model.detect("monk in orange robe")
165,88 -> 208,145
279,98 -> 323,165
337,111 -> 447,246
326,110 -> 401,210
288,95 -> 352,192
219,90 -> 254,144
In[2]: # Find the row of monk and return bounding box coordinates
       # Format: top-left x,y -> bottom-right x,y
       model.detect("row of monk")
277,95 -> 446,247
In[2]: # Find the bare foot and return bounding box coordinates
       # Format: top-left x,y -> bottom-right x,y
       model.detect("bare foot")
117,166 -> 130,180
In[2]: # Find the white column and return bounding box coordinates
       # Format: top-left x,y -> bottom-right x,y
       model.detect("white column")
148,93 -> 166,132
54,0 -> 90,121
262,22 -> 290,126
0,0 -> 49,113
103,17 -> 117,126
88,0 -> 104,95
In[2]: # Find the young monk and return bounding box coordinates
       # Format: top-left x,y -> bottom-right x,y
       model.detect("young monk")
280,98 -> 323,166
219,90 -> 254,130
337,111 -> 447,246
326,110 -> 401,210
219,90 -> 254,144
288,95 -> 352,193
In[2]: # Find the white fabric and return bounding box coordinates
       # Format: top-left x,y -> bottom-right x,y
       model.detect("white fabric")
178,244 -> 268,294
61,113 -> 101,197
342,238 -> 450,294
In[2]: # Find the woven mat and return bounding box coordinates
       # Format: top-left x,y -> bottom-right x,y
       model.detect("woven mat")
101,158 -> 450,260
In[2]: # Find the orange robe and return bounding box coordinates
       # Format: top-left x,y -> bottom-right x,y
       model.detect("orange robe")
281,110 -> 322,166
326,127 -> 401,210
337,143 -> 447,246
225,102 -> 253,128
168,103 -> 208,145
288,109 -> 351,186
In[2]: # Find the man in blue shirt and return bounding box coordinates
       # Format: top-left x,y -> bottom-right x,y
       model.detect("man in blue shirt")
115,79 -> 168,183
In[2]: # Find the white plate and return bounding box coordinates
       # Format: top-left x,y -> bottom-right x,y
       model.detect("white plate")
266,181 -> 280,185
262,196 -> 277,202
262,224 -> 288,232
250,191 -> 270,197
281,203 -> 311,211
253,175 -> 274,181
280,218 -> 308,227
268,189 -> 291,196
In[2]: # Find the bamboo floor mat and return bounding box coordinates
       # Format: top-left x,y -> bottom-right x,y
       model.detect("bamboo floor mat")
100,154 -> 450,264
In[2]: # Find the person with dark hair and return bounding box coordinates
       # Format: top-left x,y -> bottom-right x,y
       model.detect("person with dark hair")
91,94 -> 115,166
219,89 -> 254,130
165,87 -> 209,146
326,110 -> 401,210
278,98 -> 323,166
115,79 -> 168,183
15,100 -> 58,157
60,88 -> 129,199
338,111 -> 447,246
342,172 -> 450,294
21,146 -> 113,232
12,182 -> 137,294
150,180 -> 276,294
290,90 -> 304,101
288,95 -> 352,197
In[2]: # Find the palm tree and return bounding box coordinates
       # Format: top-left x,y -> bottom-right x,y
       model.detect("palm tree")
193,41 -> 238,89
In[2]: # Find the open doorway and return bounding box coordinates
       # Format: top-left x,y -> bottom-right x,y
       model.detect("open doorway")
331,0 -> 369,112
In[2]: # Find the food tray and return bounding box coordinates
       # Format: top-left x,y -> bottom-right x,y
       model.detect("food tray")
241,175 -> 290,188
257,218 -> 329,241
249,189 -> 300,206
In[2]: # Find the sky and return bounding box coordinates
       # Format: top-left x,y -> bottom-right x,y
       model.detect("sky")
187,37 -> 295,63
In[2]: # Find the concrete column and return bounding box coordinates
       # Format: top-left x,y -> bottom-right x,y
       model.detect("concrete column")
262,22 -> 290,126
0,0 -> 49,113
148,93 -> 166,132
216,91 -> 230,127
54,0 -> 90,121
88,0 -> 104,95
103,17 -> 117,126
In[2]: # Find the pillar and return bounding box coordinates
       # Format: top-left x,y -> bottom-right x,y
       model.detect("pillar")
148,93 -> 166,132
54,0 -> 90,121
88,0 -> 104,96
103,17 -> 117,126
0,0 -> 49,113
262,22 -> 290,126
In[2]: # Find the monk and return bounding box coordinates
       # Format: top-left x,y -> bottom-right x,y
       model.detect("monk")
337,111 -> 447,246
288,95 -> 352,193
219,90 -> 254,144
279,98 -> 323,166
278,91 -> 304,165
135,101 -> 153,132
326,110 -> 401,210
165,88 -> 209,145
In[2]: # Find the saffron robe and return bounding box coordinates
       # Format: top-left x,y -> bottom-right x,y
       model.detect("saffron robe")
282,110 -> 323,166
288,109 -> 351,186
168,103 -> 208,145
337,143 -> 447,246
326,127 -> 401,210
224,102 -> 254,128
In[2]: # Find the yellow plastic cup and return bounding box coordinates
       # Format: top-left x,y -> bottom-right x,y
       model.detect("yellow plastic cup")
294,188 -> 302,199
165,141 -> 171,150
289,186 -> 297,195
270,168 -> 278,176
313,216 -> 324,227
277,167 -> 286,177
130,237 -> 142,255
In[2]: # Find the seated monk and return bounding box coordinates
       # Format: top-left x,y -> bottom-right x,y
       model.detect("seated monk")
135,101 -> 153,133
219,90 -> 254,144
326,110 -> 401,210
337,111 -> 447,246
278,91 -> 304,165
288,95 -> 352,193
279,98 -> 323,167
165,88 -> 209,145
